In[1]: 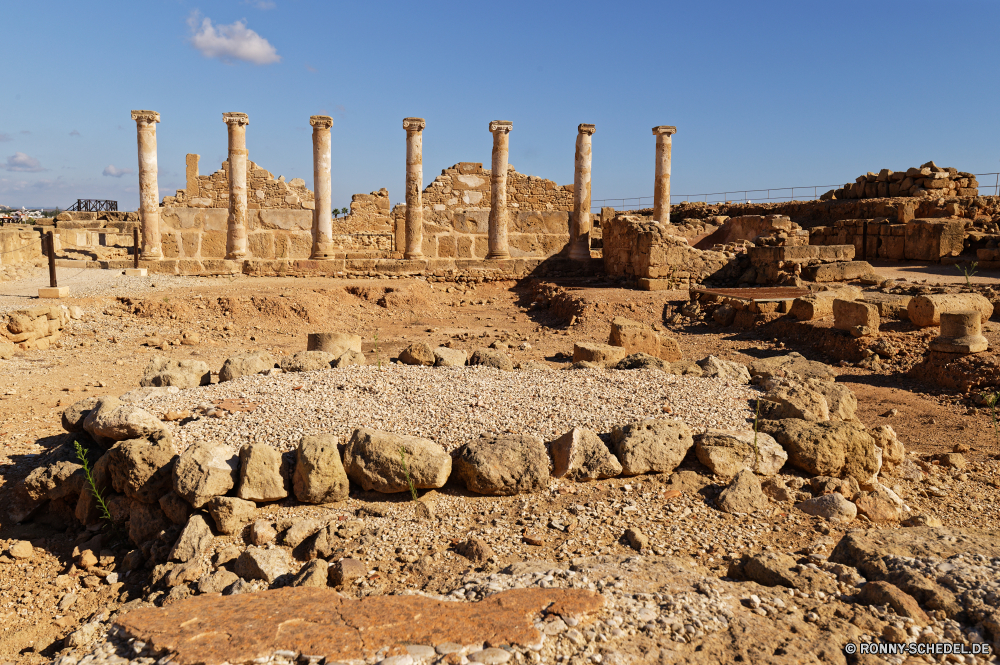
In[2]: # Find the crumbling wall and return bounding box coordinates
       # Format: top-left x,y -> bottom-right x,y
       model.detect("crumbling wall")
602,215 -> 734,284
0,228 -> 43,267
163,154 -> 315,211
0,305 -> 77,355
822,162 -> 978,200
809,218 -> 966,262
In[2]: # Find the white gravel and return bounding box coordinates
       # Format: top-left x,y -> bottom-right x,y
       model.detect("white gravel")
132,365 -> 761,454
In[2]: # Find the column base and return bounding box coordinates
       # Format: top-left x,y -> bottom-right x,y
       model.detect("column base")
309,253 -> 338,261
38,287 -> 68,299
486,251 -> 511,260
226,252 -> 247,260
125,268 -> 148,277
404,252 -> 424,260
567,242 -> 592,261
140,250 -> 162,260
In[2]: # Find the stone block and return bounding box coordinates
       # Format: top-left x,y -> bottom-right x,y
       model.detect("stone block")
801,261 -> 874,282
38,287 -> 68,299
572,342 -> 629,366
907,293 -> 993,327
833,299 -> 880,336
904,219 -> 965,261
201,232 -> 227,258
607,317 -> 681,361
124,268 -> 147,277
928,311 -> 988,353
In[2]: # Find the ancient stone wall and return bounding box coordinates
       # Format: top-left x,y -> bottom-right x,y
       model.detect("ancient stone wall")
602,215 -> 734,284
809,218 -> 966,262
0,305 -> 75,354
0,228 -> 43,267
822,162 -> 978,201
163,154 -> 316,211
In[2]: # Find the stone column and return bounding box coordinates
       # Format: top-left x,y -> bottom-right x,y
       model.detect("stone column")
223,112 -> 250,260
487,120 -> 513,260
309,115 -> 335,259
652,125 -> 677,224
403,117 -> 425,259
131,110 -> 162,260
569,123 -> 596,260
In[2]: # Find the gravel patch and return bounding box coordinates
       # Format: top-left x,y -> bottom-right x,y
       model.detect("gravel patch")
134,365 -> 761,454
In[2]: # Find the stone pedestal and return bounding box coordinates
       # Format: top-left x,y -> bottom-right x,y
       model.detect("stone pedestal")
929,310 -> 989,353
131,110 -> 162,260
223,112 -> 250,260
310,115 -> 335,259
125,268 -> 147,277
569,124 -> 596,261
403,118 -> 426,259
487,120 -> 513,259
652,125 -> 676,225
38,287 -> 68,299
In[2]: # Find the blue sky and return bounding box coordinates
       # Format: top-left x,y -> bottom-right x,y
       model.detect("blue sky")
3,0 -> 999,210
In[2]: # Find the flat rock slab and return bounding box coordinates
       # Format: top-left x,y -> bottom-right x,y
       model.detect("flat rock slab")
830,527 -> 1000,579
114,586 -> 603,665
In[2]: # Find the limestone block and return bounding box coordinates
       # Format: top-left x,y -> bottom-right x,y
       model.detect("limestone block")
907,293 -> 993,327
929,311 -> 988,353
789,287 -> 862,321
833,299 -> 880,337
801,261 -> 875,283
306,332 -> 362,357
904,219 -> 965,260
607,317 -> 681,361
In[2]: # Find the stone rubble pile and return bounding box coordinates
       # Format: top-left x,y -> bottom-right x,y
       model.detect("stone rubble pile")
823,161 -> 978,201
0,303 -> 82,356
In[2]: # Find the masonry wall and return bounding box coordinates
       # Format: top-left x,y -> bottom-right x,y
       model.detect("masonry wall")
0,228 -> 43,267
809,218 -> 966,262
603,215 -> 734,283
163,155 -> 316,211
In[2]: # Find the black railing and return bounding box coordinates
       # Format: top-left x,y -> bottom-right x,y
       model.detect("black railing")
66,199 -> 118,212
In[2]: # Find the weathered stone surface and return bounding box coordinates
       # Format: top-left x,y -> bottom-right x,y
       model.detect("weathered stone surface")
293,433 -> 349,504
624,528 -> 649,552
457,535 -> 495,563
248,519 -> 277,546
291,559 -> 330,588
433,346 -> 468,367
807,380 -> 857,422
796,493 -> 857,523
749,352 -> 837,383
758,419 -> 880,484
607,317 -> 681,361
169,514 -> 214,563
140,355 -> 211,389
83,396 -> 166,443
283,519 -> 323,549
23,460 -> 84,502
197,570 -> 240,594
614,353 -> 671,371
907,293 -> 993,327
549,427 -> 622,481
218,352 -> 275,382
113,587 -> 604,665
343,428 -> 451,493
333,349 -> 366,368
717,468 -> 768,514
468,348 -> 514,371
159,491 -> 191,524
697,356 -> 750,383
172,442 -> 239,509
833,299 -> 880,337
830,527 -> 1000,580
694,429 -> 787,477
234,546 -> 291,584
236,443 -> 290,502
853,485 -> 905,523
205,496 -> 256,535
760,384 -> 830,422
106,435 -> 178,503
929,310 -> 989,353
129,501 -> 170,546
788,287 -> 862,321
452,434 -> 549,496
330,558 -> 366,587
398,342 -> 435,366
62,397 -> 99,433
857,581 -> 929,623
611,419 -> 693,476
278,351 -> 335,373
306,332 -> 362,357
572,342 -> 629,367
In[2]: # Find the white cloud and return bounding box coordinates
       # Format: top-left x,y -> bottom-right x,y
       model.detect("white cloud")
188,12 -> 280,65
103,164 -> 134,178
244,0 -> 275,8
2,152 -> 46,172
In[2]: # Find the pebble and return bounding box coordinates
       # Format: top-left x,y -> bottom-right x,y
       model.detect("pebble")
468,648 -> 512,664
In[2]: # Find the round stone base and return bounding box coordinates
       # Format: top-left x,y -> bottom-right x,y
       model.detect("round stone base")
928,334 -> 989,354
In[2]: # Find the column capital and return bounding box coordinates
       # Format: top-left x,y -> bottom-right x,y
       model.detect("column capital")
403,117 -> 426,132
652,125 -> 676,136
130,110 -> 160,124
310,115 -> 334,130
223,112 -> 250,127
489,120 -> 513,134
577,123 -> 596,135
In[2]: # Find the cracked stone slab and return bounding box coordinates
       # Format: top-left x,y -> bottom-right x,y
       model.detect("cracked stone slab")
113,586 -> 603,665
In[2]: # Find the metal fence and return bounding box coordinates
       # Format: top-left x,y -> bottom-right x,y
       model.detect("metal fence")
592,173 -> 1000,213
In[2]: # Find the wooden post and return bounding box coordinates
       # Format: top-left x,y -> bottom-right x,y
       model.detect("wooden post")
133,228 -> 140,268
47,231 -> 57,288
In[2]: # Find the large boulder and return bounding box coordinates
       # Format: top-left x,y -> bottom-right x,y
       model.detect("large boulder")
140,356 -> 211,389
697,356 -> 750,383
749,352 -> 837,383
452,434 -> 549,496
306,332 -> 362,358
83,397 -> 166,445
572,342 -> 628,367
105,432 -> 178,504
169,514 -> 214,563
172,442 -> 240,509
853,484 -> 906,523
293,434 -> 349,504
434,347 -> 468,367
611,419 -> 693,476
62,397 -> 99,433
758,419 -> 880,484
468,348 -> 513,371
398,343 -> 435,366
830,527 -> 1000,581
279,351 -> 335,373
234,546 -> 291,584
907,293 -> 993,327
236,444 -> 290,502
205,496 -> 256,535
342,428 -> 451,493
760,384 -> 830,422
333,350 -> 366,368
694,429 -> 787,477
607,317 -> 681,362
717,468 -> 768,514
796,493 -> 857,523
23,460 -> 84,503
218,352 -> 275,382
549,427 -> 622,481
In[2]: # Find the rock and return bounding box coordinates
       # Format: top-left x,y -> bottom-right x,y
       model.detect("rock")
280,351 -> 336,374
159,491 -> 191,524
330,557 -> 366,586
415,500 -> 436,521
105,435 -> 178,504
218,352 -> 275,382
796,493 -> 857,523
169,514 -> 214,563
291,559 -> 330,587
236,444 -> 290,502
761,477 -> 797,503
572,342 -> 628,367
830,527 -> 1000,580
808,380 -> 857,422
452,434 -> 549,496
809,475 -> 859,499
937,452 -> 967,470
197,570 -> 240,594
65,621 -> 102,647
129,501 -> 171,546
614,353 -> 671,371
858,581 -> 929,623
139,355 -> 211,389
343,428 -> 451,493
610,419 -> 693,476
902,514 -> 942,527
62,397 -> 99,433
717,468 -> 768,514
607,317 -> 681,361
760,384 -> 830,422
234,546 -> 291,584
907,293 -> 993,327
758,419 -> 880,484
854,485 -> 905,523
249,519 -> 277,546
469,348 -> 513,371
456,536 -> 495,563
665,360 -> 704,377
624,528 -> 649,552
23,460 -> 84,502
9,540 -> 33,559
694,429 -> 787,477
172,441 -> 240,509
833,299 -> 881,336
205,496 -> 256,535
306,332 -> 362,358
788,287 -> 863,321
293,434 -> 349,504
398,342 -> 435,366
333,349 -> 366,367
433,346 -> 467,367
83,396 -> 166,444
549,427 -> 622,481
697,356 -> 750,383
283,519 -> 323,549
749,352 -> 837,383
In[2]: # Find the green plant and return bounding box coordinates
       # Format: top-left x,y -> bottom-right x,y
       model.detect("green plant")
162,296 -> 170,304
400,446 -> 418,501
74,440 -> 113,524
956,261 -> 979,286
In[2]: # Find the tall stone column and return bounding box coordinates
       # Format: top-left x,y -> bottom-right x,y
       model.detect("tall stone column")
310,115 -> 335,259
652,125 -> 677,224
569,123 -> 596,260
403,117 -> 425,259
223,112 -> 250,259
131,110 -> 162,260
487,120 -> 513,260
